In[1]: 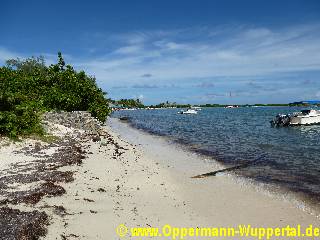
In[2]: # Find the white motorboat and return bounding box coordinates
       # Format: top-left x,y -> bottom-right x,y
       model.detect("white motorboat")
178,109 -> 198,114
271,109 -> 320,126
225,105 -> 238,108
290,109 -> 320,125
191,106 -> 202,111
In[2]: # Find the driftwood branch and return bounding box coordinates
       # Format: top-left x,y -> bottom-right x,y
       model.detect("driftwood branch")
191,155 -> 265,179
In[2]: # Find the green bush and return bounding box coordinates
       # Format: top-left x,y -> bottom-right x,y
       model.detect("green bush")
0,53 -> 111,137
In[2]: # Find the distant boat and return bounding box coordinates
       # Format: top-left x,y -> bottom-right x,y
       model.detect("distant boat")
271,109 -> 320,126
178,109 -> 198,114
191,106 -> 202,111
225,105 -> 238,108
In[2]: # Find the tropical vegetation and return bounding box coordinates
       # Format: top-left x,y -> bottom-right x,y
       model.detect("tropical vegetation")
0,53 -> 111,137
114,98 -> 145,108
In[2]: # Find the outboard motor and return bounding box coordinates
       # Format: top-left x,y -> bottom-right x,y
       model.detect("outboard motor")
270,114 -> 291,127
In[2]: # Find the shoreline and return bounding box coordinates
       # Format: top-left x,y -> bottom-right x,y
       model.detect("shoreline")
0,114 -> 319,239
108,118 -> 320,219
112,115 -> 320,216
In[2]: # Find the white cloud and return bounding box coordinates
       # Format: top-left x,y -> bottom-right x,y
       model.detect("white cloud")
113,45 -> 142,55
66,23 -> 320,89
1,23 -> 320,103
0,47 -> 22,63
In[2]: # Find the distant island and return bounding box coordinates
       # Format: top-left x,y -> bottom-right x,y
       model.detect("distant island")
109,99 -> 320,110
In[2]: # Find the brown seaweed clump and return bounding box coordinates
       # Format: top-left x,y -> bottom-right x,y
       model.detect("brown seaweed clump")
0,207 -> 49,240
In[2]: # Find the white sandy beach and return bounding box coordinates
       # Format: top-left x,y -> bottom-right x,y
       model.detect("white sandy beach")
45,118 -> 320,239
1,118 -> 319,239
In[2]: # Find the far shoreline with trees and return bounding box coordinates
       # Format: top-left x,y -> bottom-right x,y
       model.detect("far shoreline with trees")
109,100 -> 320,110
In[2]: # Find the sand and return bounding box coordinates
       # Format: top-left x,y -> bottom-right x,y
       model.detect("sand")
0,119 -> 319,239
45,118 -> 320,239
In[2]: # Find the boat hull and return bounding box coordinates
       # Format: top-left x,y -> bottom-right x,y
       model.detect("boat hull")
290,115 -> 320,125
179,109 -> 198,114
180,112 -> 197,114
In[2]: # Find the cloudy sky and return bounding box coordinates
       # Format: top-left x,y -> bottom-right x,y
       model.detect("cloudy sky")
1,0 -> 320,104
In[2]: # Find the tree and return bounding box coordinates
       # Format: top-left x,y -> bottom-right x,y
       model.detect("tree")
0,53 -> 111,137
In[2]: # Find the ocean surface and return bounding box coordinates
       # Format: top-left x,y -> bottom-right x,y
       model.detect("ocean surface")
112,107 -> 320,205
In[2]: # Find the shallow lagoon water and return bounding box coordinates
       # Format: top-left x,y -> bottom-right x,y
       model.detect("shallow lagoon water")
112,107 -> 320,203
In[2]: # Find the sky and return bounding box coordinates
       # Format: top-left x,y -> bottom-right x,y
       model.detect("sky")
1,0 -> 320,104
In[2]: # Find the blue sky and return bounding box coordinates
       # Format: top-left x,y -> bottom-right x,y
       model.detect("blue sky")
1,0 -> 320,104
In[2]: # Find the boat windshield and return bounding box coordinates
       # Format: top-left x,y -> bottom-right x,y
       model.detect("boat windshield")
301,110 -> 311,115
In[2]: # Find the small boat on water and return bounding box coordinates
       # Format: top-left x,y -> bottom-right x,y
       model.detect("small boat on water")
225,105 -> 239,108
271,109 -> 320,127
191,106 -> 202,111
178,109 -> 198,114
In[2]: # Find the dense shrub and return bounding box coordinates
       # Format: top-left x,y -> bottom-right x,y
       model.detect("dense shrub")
0,53 -> 111,137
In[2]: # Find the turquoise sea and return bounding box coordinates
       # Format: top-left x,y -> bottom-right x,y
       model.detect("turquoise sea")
112,107 -> 320,205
